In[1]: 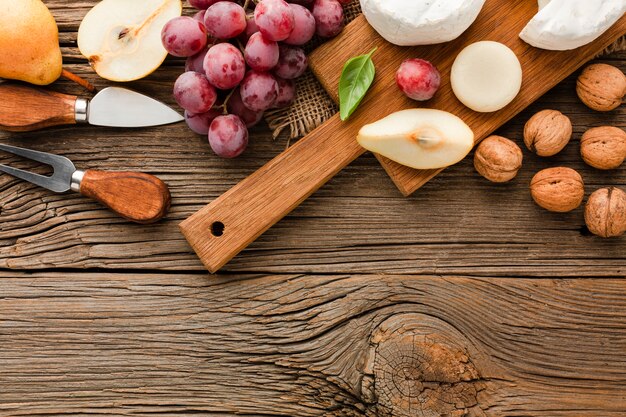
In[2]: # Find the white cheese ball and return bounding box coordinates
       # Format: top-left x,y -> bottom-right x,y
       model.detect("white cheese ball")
359,0 -> 487,46
451,41 -> 523,113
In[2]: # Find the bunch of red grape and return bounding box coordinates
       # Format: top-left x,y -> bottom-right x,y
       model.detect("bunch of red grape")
161,0 -> 351,158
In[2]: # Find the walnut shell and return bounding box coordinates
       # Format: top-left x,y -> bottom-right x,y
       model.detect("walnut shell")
580,126 -> 626,170
530,167 -> 584,213
523,110 -> 572,157
474,135 -> 523,183
584,187 -> 626,238
576,63 -> 626,112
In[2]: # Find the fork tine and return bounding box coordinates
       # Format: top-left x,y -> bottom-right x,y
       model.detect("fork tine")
0,144 -> 75,193
0,143 -> 75,171
0,163 -> 62,191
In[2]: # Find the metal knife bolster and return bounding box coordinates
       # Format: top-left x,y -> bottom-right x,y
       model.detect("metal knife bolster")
75,98 -> 88,124
70,170 -> 85,192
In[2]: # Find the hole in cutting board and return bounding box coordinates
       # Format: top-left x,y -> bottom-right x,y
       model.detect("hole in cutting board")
211,221 -> 225,237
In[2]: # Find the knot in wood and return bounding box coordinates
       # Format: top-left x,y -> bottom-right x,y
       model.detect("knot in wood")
367,315 -> 485,417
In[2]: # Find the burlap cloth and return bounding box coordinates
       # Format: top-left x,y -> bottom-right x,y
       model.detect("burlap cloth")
265,2 -> 626,142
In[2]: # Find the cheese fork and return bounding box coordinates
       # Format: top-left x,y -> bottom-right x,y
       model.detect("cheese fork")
0,144 -> 171,224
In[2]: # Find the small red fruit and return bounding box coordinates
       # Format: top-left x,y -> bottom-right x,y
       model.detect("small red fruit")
396,58 -> 441,101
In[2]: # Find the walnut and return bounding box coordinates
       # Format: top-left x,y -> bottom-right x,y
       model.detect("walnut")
523,110 -> 572,157
474,135 -> 523,182
576,63 -> 626,112
580,126 -> 626,170
584,187 -> 626,238
530,167 -> 584,212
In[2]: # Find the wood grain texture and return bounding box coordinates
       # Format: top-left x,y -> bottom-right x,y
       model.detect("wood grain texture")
183,1 -> 626,271
1,3 -> 626,414
0,83 -> 77,132
0,60 -> 624,275
180,114 -> 367,273
0,2 -> 623,276
3,272 -> 626,416
309,3 -> 626,196
79,170 -> 171,224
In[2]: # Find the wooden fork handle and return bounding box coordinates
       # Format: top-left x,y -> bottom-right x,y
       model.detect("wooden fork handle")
179,114 -> 365,273
0,83 -> 82,132
78,170 -> 171,224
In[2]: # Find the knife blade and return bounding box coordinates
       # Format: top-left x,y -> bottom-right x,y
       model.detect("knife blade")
85,87 -> 183,128
0,83 -> 183,132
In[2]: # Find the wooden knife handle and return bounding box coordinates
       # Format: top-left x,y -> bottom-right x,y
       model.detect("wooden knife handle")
0,83 -> 78,132
79,170 -> 171,224
179,114 -> 365,273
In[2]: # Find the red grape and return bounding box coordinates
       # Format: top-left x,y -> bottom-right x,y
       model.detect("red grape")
273,77 -> 296,108
192,10 -> 206,23
274,45 -> 307,79
185,47 -> 208,74
243,15 -> 260,40
396,59 -> 441,101
254,0 -> 295,42
312,0 -> 344,38
204,1 -> 247,39
185,109 -> 222,135
227,88 -> 264,127
173,71 -> 217,114
244,32 -> 279,71
284,4 -> 316,45
189,0 -> 221,10
209,115 -> 249,158
161,16 -> 208,57
240,70 -> 279,111
204,43 -> 246,89
169,0 -> 330,155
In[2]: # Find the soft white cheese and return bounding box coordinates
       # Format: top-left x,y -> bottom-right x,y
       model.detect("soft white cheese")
520,0 -> 626,51
359,0 -> 486,46
537,0 -> 550,11
451,41 -> 523,113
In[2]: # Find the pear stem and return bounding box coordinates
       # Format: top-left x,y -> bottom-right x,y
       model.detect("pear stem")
61,69 -> 96,93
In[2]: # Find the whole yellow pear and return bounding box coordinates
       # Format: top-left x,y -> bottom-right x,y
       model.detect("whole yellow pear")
0,0 -> 63,85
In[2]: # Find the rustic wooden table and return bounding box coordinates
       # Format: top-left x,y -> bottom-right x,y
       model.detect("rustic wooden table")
1,2 -> 626,416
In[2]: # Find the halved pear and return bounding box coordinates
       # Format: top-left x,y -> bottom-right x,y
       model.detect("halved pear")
357,109 -> 475,170
78,0 -> 182,82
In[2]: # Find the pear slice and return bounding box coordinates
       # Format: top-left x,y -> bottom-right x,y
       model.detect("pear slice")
78,0 -> 182,82
357,109 -> 475,170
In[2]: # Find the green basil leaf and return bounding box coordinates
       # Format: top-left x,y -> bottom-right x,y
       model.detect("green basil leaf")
339,48 -> 376,121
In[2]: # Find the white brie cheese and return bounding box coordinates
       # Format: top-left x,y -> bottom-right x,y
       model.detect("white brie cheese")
359,0 -> 487,46
520,0 -> 626,51
537,0 -> 551,11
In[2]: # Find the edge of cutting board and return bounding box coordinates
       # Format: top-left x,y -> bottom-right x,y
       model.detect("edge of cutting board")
309,6 -> 626,196
180,3 -> 626,273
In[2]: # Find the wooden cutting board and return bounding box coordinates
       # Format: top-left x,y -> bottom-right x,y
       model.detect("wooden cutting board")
309,3 -> 626,196
181,1 -> 626,273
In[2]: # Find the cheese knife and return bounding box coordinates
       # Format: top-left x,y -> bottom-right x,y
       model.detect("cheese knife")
0,83 -> 183,132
